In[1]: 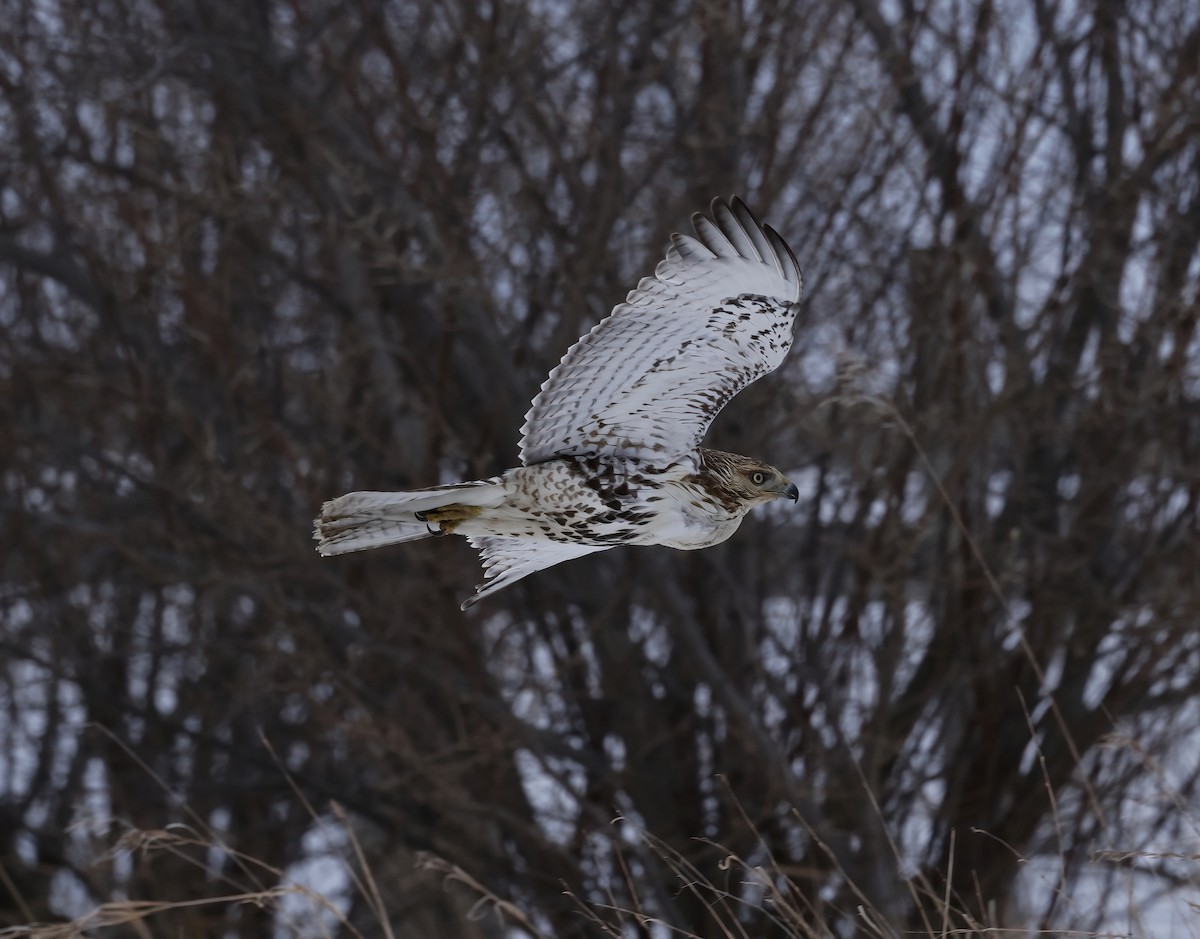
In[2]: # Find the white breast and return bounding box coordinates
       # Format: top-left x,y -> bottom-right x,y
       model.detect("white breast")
640,480 -> 746,550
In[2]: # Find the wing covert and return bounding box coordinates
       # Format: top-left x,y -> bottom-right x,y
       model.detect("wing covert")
518,197 -> 803,467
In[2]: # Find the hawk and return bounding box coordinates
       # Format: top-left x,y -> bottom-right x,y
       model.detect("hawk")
315,197 -> 803,609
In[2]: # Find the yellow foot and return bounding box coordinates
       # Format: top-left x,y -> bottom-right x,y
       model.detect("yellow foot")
417,504 -> 483,534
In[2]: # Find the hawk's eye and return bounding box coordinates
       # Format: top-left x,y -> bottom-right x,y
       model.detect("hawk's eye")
750,471 -> 768,486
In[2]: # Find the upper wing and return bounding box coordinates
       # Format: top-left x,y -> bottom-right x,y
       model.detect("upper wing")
518,197 -> 803,468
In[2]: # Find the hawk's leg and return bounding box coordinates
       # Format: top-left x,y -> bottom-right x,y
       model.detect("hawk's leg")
415,504 -> 483,534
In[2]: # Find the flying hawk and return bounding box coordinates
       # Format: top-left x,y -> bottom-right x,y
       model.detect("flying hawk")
315,197 -> 803,609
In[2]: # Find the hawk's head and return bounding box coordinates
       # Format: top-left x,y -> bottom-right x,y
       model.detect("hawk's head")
697,448 -> 799,511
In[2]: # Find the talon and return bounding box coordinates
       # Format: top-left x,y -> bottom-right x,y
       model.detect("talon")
421,505 -> 483,524
412,503 -> 484,536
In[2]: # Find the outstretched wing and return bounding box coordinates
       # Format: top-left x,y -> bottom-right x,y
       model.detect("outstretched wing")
462,537 -> 610,610
519,197 -> 803,468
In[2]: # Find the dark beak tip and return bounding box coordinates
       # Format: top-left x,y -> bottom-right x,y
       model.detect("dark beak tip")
784,482 -> 800,503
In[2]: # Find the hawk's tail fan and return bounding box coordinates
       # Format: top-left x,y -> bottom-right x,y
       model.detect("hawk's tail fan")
313,478 -> 504,556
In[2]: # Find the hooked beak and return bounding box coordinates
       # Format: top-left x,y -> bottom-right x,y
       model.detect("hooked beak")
782,480 -> 799,503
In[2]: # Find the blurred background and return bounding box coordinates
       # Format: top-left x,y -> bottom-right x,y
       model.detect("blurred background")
2,0 -> 1199,935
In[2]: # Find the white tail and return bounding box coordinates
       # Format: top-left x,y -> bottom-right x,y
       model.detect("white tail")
313,478 -> 504,556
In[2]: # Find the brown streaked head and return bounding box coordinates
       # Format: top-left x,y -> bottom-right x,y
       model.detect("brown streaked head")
697,448 -> 798,509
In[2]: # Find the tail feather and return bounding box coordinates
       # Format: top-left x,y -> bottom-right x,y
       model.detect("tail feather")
316,517 -> 437,555
314,478 -> 503,556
